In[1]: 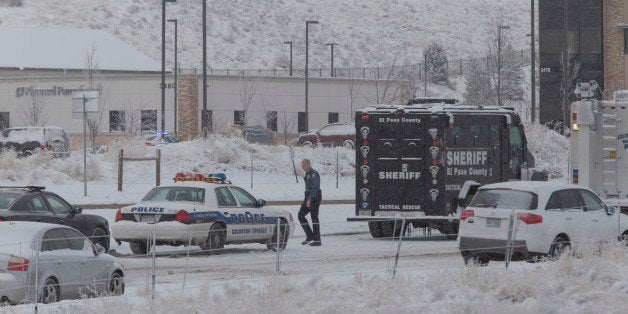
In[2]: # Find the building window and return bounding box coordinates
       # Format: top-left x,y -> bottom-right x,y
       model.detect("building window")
266,111 -> 277,132
298,112 -> 307,133
141,110 -> 157,132
202,110 -> 212,133
109,110 -> 125,132
234,111 -> 245,125
328,112 -> 339,124
624,29 -> 628,54
0,112 -> 9,130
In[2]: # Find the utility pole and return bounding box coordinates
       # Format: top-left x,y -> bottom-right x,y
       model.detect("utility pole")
305,20 -> 319,133
326,43 -> 337,77
530,0 -> 536,123
284,41 -> 293,76
202,0 -> 208,135
167,18 -> 178,137
497,25 -> 510,107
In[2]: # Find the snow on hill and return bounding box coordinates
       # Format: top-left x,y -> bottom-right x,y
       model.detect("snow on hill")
0,0 -> 530,69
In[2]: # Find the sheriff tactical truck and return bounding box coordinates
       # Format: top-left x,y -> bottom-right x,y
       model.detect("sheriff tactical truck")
351,98 -> 541,239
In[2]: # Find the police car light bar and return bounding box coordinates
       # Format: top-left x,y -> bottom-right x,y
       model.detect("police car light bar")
174,172 -> 228,183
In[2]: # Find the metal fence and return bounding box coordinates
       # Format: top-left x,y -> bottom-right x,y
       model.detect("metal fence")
178,49 -> 530,80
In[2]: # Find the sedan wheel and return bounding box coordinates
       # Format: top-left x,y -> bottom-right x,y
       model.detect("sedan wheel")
109,272 -> 125,296
40,278 -> 59,304
92,227 -> 110,252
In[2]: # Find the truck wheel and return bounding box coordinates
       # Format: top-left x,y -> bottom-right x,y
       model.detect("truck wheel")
368,221 -> 384,238
438,222 -> 459,240
381,221 -> 403,239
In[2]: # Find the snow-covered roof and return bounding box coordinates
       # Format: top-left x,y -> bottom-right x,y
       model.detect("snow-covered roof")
0,27 -> 162,73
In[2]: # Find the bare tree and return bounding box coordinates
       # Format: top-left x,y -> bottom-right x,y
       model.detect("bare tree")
258,96 -> 277,130
117,100 -> 155,134
559,50 -> 580,129
279,111 -> 296,145
20,77 -> 47,126
366,56 -> 404,105
83,45 -> 105,149
238,75 -> 259,126
484,20 -> 524,107
348,78 -> 362,121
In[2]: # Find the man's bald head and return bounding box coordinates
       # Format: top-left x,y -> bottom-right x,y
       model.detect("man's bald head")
301,159 -> 311,171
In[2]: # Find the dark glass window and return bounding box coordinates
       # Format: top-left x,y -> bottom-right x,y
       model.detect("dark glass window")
624,29 -> 628,55
109,110 -> 125,132
0,112 -> 8,130
580,29 -> 601,53
266,111 -> 278,132
298,112 -> 307,133
540,30 -> 562,53
234,111 -> 245,125
202,110 -> 212,133
328,112 -> 339,124
141,110 -> 157,132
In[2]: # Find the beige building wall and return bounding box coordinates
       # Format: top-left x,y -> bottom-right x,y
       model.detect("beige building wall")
604,0 -> 627,96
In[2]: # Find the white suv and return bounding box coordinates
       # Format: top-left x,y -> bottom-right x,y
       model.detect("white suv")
458,181 -> 628,265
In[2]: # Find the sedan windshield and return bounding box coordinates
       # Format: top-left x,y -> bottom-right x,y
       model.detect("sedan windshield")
141,187 -> 205,203
0,193 -> 20,210
469,189 -> 538,210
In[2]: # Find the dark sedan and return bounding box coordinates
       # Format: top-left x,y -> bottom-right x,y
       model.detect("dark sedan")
0,186 -> 110,251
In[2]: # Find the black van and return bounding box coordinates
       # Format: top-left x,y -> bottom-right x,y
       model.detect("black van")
352,99 -> 540,238
0,126 -> 71,158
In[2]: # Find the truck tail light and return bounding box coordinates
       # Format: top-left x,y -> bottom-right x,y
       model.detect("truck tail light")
8,255 -> 29,271
175,210 -> 191,224
518,213 -> 543,224
460,209 -> 475,221
115,209 -> 122,222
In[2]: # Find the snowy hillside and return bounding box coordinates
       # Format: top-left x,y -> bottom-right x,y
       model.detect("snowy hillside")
0,0 -> 531,69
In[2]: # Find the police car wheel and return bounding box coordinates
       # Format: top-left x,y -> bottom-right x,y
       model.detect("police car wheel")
267,220 -> 289,252
129,241 -> 148,255
201,223 -> 226,255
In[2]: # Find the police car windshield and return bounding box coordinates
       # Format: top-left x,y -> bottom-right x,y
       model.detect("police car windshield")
469,189 -> 538,210
141,187 -> 205,203
0,193 -> 20,209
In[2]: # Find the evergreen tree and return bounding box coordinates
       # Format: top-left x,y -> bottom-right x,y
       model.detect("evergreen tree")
423,42 -> 448,83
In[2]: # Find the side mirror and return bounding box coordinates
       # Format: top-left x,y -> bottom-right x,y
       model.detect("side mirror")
94,243 -> 106,255
257,199 -> 267,207
606,206 -> 617,216
73,206 -> 83,215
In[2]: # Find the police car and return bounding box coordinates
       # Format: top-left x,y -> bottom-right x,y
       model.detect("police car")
111,173 -> 294,254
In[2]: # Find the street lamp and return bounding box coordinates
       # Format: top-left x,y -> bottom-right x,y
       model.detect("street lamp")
305,20 -> 318,133
284,41 -> 293,76
326,43 -> 337,77
167,18 -> 178,137
202,0 -> 209,135
161,0 -> 176,139
497,25 -> 510,107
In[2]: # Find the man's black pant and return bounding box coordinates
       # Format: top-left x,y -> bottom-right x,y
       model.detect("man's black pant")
298,190 -> 322,241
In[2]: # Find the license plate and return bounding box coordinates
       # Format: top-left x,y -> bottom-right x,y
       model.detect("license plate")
141,215 -> 160,223
486,218 -> 501,228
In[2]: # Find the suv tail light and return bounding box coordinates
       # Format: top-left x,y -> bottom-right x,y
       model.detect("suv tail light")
115,209 -> 122,222
518,213 -> 543,224
460,209 -> 475,221
8,255 -> 29,271
175,210 -> 191,224
39,143 -> 47,150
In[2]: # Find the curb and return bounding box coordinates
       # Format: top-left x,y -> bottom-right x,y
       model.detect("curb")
79,199 -> 355,209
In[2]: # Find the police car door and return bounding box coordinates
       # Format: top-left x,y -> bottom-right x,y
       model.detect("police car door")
215,187 -> 247,242
229,187 -> 271,241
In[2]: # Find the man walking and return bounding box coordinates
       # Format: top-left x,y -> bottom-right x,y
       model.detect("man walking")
298,159 -> 322,246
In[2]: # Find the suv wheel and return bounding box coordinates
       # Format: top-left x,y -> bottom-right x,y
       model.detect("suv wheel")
343,140 -> 355,149
549,236 -> 569,260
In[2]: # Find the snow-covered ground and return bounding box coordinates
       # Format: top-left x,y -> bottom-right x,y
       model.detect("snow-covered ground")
6,204 -> 628,313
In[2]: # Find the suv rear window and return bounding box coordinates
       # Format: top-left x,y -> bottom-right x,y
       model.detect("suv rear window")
1,128 -> 44,143
469,189 -> 538,210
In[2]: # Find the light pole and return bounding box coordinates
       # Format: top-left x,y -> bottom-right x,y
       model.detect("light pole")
167,18 -> 178,137
305,20 -> 318,133
202,0 -> 208,135
161,0 -> 176,139
497,25 -> 510,107
326,43 -> 337,77
530,0 -> 536,123
284,41 -> 293,76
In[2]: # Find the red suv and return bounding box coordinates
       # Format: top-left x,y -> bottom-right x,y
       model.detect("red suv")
297,122 -> 355,148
